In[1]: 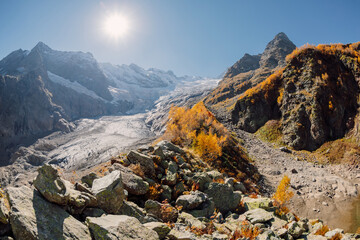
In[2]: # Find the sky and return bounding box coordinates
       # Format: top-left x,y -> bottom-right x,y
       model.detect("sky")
0,0 -> 359,77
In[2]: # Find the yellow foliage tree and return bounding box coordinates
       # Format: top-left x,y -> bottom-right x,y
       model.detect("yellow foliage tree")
272,175 -> 294,215
164,102 -> 228,161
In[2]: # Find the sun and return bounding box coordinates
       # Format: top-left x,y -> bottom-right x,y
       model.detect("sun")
103,13 -> 130,40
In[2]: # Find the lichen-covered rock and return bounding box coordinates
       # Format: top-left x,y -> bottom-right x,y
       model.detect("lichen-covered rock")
7,186 -> 91,240
204,182 -> 241,213
127,150 -> 156,176
144,222 -> 171,240
91,170 -> 125,214
242,197 -> 272,211
191,172 -> 211,191
86,215 -> 159,240
0,198 -> 10,224
33,164 -> 97,214
288,221 -> 305,238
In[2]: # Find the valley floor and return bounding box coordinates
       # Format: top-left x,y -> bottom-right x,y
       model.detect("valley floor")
234,129 -> 360,232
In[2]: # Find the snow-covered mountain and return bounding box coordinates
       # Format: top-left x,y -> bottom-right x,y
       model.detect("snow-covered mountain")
0,42 -> 205,164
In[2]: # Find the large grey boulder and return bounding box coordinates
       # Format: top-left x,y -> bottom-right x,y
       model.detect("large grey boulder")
191,172 -> 211,191
7,186 -> 91,240
127,150 -> 156,177
175,191 -> 207,210
91,170 -> 125,214
242,197 -> 272,211
33,164 -> 97,214
112,163 -> 149,195
204,182 -> 241,213
117,200 -> 146,223
86,215 -> 159,240
0,198 -> 9,224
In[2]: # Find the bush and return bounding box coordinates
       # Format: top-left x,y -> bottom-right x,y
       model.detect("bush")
272,175 -> 294,216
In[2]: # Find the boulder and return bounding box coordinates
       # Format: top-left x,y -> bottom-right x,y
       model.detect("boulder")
164,161 -> 178,186
175,191 -> 207,210
242,197 -> 272,211
288,221 -> 305,238
191,172 -> 211,191
117,200 -> 146,223
127,150 -> 156,177
7,186 -> 91,240
325,229 -> 344,238
86,215 -> 159,240
244,208 -> 274,224
0,198 -> 10,224
91,170 -> 125,214
144,222 -> 171,240
119,166 -> 149,195
187,198 -> 215,218
204,182 -> 241,213
33,164 -> 97,214
156,140 -> 185,154
81,172 -> 98,188
233,181 -> 247,193
177,212 -> 206,229
167,228 -> 195,240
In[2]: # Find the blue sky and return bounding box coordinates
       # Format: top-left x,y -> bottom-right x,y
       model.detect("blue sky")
0,0 -> 359,77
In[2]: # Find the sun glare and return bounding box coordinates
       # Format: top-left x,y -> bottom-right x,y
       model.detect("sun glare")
103,13 -> 130,40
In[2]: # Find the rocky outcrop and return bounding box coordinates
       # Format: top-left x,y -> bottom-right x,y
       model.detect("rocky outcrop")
33,164 -> 97,214
231,42 -> 360,151
204,32 -> 296,108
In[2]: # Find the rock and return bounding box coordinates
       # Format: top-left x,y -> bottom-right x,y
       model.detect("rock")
120,166 -> 150,195
307,234 -> 327,240
127,150 -> 156,177
175,191 -> 207,210
204,182 -> 241,213
161,185 -> 173,201
325,229 -> 344,238
288,221 -> 305,238
0,198 -> 10,224
91,170 -> 125,214
75,182 -> 93,194
271,217 -> 287,230
277,228 -> 288,238
206,170 -> 223,180
225,177 -> 235,186
86,215 -> 159,240
212,232 -> 229,240
33,164 -> 97,214
233,181 -> 247,193
156,140 -> 185,154
81,208 -> 106,218
187,198 -> 215,218
81,172 -> 98,188
256,229 -> 278,240
7,186 -> 91,240
167,228 -> 195,240
145,200 -> 178,222
280,147 -> 292,153
177,212 -> 206,229
154,146 -> 166,160
291,169 -> 298,174
244,208 -> 274,224
242,197 -> 272,211
144,222 -> 171,240
191,172 -> 211,191
117,200 -> 146,223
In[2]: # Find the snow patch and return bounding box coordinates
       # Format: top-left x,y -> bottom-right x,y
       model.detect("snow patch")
47,71 -> 104,100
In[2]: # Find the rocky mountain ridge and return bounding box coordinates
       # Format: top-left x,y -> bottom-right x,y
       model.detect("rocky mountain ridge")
204,32 -> 296,107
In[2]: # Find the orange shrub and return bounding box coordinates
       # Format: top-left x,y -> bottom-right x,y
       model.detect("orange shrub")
230,220 -> 261,240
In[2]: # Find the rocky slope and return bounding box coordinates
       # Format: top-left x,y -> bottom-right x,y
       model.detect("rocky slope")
231,42 -> 360,152
204,32 -> 296,109
0,141 -> 358,240
0,43 -> 203,165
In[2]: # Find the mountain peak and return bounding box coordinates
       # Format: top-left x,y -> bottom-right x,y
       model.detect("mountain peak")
259,32 -> 296,69
32,41 -> 52,52
273,32 -> 289,41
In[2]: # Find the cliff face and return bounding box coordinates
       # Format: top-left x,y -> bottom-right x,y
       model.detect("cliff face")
204,32 -> 296,107
231,42 -> 360,151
